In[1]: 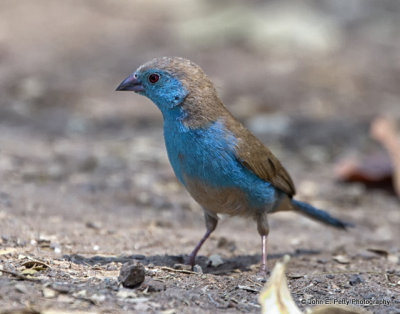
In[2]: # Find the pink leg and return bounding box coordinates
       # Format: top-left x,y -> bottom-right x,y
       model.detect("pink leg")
260,235 -> 268,273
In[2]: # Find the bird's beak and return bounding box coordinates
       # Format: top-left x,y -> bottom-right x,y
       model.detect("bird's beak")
116,75 -> 145,92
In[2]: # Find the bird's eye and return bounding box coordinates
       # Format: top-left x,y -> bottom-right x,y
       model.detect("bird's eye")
148,73 -> 160,84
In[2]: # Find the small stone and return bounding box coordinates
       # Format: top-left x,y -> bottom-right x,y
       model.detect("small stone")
193,265 -> 203,273
207,254 -> 224,267
349,274 -> 364,286
332,255 -> 350,264
326,274 -> 335,279
118,260 -> 145,288
146,279 -> 166,292
43,287 -> 57,298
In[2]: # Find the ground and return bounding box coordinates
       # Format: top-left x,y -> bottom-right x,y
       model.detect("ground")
0,119 -> 399,313
0,1 -> 400,313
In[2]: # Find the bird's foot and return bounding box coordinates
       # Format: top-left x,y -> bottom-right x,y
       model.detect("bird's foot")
256,264 -> 270,279
188,255 -> 196,271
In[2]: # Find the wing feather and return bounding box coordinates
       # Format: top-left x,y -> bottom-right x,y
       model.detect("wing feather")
232,121 -> 296,196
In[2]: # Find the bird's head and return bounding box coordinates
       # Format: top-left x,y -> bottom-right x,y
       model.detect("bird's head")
116,57 -> 218,118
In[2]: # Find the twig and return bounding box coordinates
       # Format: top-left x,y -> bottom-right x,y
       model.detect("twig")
246,277 -> 264,287
0,269 -> 41,282
159,266 -> 200,275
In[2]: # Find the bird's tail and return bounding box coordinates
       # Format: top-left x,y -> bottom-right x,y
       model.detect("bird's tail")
292,199 -> 354,229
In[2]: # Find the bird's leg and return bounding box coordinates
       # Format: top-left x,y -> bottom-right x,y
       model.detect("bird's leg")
256,213 -> 270,275
260,235 -> 268,273
188,211 -> 218,269
188,229 -> 212,269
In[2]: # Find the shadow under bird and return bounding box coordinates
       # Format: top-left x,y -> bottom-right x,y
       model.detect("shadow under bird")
116,57 -> 353,273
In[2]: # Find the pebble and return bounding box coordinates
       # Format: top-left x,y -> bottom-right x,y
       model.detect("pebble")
118,260 -> 145,288
349,274 -> 364,286
193,265 -> 203,274
207,254 -> 224,267
145,279 -> 166,292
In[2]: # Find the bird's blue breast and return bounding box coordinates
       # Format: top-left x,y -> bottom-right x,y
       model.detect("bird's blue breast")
163,116 -> 277,210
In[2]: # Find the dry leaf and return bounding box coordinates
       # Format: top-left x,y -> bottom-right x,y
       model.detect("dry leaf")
332,255 -> 351,264
258,255 -> 302,314
22,260 -> 51,270
259,256 -> 373,314
21,269 -> 37,275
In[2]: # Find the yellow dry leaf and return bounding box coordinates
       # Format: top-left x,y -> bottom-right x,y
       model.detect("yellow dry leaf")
21,268 -> 37,275
258,255 -> 302,314
259,255 -> 372,314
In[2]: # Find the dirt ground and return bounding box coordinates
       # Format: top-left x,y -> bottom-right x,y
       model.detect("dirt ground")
1,1 -> 400,313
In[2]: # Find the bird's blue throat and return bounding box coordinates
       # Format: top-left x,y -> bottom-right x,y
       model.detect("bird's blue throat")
138,69 -> 188,116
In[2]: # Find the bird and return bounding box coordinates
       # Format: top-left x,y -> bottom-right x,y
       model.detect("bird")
116,57 -> 353,273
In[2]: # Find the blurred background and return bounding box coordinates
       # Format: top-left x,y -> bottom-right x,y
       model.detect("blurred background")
1,0 -> 399,133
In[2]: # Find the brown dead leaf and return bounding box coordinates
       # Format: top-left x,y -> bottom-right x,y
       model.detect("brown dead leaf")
22,260 -> 51,270
334,153 -> 393,183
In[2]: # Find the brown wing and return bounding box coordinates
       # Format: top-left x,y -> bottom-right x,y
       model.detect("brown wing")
233,121 -> 296,197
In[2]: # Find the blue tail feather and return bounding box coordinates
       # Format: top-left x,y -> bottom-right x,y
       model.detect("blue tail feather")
292,200 -> 354,229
